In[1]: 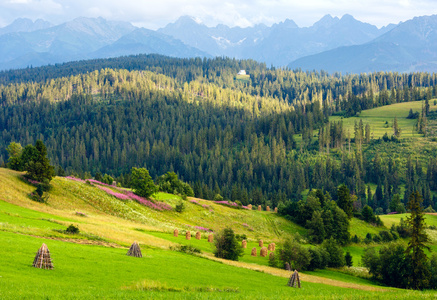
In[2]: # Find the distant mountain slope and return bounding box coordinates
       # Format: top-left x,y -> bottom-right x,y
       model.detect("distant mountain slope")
289,15 -> 437,73
91,28 -> 210,59
0,18 -> 52,35
158,16 -> 270,58
160,14 -> 394,66
0,17 -> 136,70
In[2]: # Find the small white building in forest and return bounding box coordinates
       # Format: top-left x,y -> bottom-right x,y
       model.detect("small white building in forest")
237,70 -> 246,75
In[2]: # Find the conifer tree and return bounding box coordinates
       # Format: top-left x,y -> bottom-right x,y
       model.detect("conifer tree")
25,140 -> 55,183
405,191 -> 430,290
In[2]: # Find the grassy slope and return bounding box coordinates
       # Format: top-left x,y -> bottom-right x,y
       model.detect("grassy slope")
330,100 -> 436,139
0,168 -> 435,298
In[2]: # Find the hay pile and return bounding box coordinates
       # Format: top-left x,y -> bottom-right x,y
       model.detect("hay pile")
288,270 -> 301,288
274,207 -> 278,213
195,232 -> 201,240
127,241 -> 142,258
266,206 -> 270,211
186,231 -> 191,240
251,247 -> 257,256
208,234 -> 213,242
174,229 -> 179,237
260,247 -> 268,257
268,243 -> 275,251
242,240 -> 247,248
32,243 -> 53,270
259,240 -> 263,247
258,205 -> 262,211
269,252 -> 275,260
247,204 -> 252,210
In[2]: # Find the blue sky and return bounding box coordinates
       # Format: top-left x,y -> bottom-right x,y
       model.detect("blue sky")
0,0 -> 436,29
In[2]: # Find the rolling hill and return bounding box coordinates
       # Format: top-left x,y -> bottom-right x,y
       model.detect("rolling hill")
1,167 -> 435,298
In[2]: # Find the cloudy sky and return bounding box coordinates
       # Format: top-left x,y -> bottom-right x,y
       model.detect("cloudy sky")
0,0 -> 436,29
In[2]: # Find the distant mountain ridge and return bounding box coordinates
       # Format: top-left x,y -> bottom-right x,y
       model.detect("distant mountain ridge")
159,14 -> 395,66
288,14 -> 437,73
1,14 -> 437,73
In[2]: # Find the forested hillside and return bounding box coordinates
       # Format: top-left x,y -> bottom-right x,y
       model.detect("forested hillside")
1,55 -> 437,212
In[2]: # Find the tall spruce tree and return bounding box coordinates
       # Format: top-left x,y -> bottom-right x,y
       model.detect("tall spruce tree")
337,184 -> 353,219
405,191 -> 430,289
25,140 -> 55,183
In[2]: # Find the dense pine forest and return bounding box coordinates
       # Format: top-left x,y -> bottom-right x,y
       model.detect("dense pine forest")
2,54 -> 437,212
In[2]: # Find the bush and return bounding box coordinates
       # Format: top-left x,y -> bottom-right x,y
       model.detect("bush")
213,228 -> 244,261
345,252 -> 353,267
130,167 -> 157,198
235,234 -> 247,241
66,224 -> 80,234
156,171 -> 194,196
378,230 -> 393,242
172,244 -> 201,254
268,252 -> 279,268
279,238 -> 311,271
175,201 -> 185,213
307,247 -> 329,271
321,238 -> 345,268
362,243 -> 409,288
351,234 -> 360,243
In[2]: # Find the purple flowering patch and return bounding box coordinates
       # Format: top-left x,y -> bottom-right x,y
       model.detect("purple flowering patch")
66,176 -> 172,211
194,226 -> 213,232
214,201 -> 249,209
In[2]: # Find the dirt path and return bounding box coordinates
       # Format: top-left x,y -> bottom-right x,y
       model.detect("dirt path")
203,254 -> 391,292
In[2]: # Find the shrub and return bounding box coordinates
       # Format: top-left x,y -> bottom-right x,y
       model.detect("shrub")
66,224 -> 80,234
171,244 -> 201,255
214,194 -> 224,202
321,238 -> 345,268
130,167 -> 157,198
378,230 -> 393,242
213,228 -> 244,261
235,234 -> 247,241
351,234 -> 360,243
345,252 -> 353,267
362,243 -> 409,288
268,252 -> 279,268
175,201 -> 185,213
279,239 -> 311,271
307,247 -> 328,271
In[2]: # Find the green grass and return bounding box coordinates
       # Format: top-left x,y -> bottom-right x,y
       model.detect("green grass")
235,74 -> 250,82
2,168 -> 437,298
0,230 -> 402,299
330,100 -> 434,139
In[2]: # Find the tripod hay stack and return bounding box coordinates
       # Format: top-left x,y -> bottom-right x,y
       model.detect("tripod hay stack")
186,231 -> 191,240
127,241 -> 142,258
174,229 -> 179,237
242,240 -> 247,248
32,243 -> 54,270
208,234 -> 213,242
195,231 -> 201,240
287,270 -> 301,288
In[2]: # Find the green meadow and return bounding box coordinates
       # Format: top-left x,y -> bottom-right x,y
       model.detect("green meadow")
0,168 -> 436,299
330,100 -> 436,139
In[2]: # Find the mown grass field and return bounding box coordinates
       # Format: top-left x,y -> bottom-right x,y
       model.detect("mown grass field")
1,168 -> 437,298
330,100 -> 437,139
